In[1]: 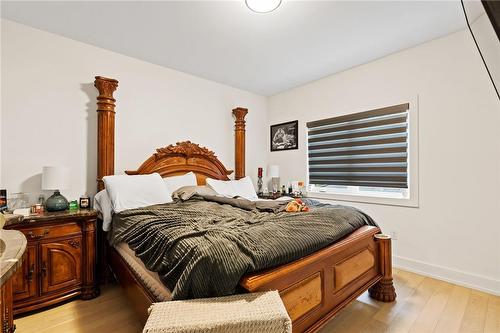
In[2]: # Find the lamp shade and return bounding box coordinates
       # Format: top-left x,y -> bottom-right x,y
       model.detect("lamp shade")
42,166 -> 70,190
268,165 -> 280,178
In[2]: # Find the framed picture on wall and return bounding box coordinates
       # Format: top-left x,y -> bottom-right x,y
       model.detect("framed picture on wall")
270,120 -> 299,151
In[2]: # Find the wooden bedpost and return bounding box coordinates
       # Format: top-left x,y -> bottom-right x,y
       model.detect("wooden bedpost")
369,234 -> 397,302
232,107 -> 248,180
94,76 -> 118,285
94,76 -> 119,191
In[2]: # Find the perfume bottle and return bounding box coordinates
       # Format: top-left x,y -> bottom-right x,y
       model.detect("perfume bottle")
257,168 -> 263,195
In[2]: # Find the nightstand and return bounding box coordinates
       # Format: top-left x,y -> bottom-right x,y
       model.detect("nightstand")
4,209 -> 99,315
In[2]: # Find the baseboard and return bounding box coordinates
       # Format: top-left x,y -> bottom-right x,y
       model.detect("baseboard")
393,255 -> 500,296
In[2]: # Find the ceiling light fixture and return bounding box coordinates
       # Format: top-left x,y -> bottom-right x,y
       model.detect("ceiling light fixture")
245,0 -> 282,13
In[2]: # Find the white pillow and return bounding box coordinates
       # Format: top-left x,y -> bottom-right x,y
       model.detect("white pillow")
93,189 -> 114,231
206,177 -> 258,200
206,178 -> 234,197
163,172 -> 198,193
103,173 -> 172,213
233,177 -> 258,200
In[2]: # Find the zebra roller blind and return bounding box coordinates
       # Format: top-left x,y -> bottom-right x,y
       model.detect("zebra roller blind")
307,103 -> 409,189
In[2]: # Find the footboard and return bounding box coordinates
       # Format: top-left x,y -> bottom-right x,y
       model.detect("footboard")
239,226 -> 396,333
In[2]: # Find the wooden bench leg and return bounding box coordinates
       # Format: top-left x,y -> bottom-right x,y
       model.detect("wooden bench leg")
369,234 -> 396,302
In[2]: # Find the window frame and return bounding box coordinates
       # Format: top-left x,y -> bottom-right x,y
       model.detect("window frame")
306,100 -> 419,208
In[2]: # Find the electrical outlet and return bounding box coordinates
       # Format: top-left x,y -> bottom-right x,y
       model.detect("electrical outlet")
391,231 -> 398,241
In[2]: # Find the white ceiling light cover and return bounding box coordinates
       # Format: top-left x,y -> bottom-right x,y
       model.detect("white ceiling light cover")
245,0 -> 282,13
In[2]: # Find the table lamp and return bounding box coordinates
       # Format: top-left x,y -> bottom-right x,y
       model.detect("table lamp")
42,166 -> 70,212
268,165 -> 280,194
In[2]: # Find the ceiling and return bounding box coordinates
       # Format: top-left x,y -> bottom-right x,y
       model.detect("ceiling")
1,1 -> 467,96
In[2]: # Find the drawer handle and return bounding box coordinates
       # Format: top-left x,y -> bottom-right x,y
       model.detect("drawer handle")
26,264 -> 34,282
27,229 -> 49,240
68,240 -> 80,249
41,262 -> 47,275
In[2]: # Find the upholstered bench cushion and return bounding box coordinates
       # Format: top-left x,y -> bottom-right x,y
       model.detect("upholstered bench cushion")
143,291 -> 292,333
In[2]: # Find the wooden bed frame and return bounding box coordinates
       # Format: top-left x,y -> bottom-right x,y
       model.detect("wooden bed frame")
93,76 -> 396,333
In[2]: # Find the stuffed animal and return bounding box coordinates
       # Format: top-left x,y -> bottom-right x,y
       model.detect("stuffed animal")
285,198 -> 309,212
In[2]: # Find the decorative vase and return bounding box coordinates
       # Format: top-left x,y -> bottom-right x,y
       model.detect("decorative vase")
257,167 -> 263,195
45,190 -> 69,212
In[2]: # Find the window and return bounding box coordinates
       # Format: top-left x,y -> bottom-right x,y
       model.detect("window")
306,103 -> 415,205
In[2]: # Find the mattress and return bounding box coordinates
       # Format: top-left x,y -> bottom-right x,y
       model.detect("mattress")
114,242 -> 172,302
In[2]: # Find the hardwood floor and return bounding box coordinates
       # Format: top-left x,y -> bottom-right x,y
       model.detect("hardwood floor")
15,269 -> 500,333
14,286 -> 142,333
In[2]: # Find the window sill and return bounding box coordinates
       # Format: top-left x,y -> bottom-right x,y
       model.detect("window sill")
307,191 -> 419,208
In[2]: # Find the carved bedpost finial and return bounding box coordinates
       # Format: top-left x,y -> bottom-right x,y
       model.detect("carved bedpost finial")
233,107 -> 248,130
94,76 -> 118,112
232,107 -> 248,180
94,76 -> 119,191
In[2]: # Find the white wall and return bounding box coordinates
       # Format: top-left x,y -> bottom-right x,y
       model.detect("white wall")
268,29 -> 500,294
1,20 -> 268,201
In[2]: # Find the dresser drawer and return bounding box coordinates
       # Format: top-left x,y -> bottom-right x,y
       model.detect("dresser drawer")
20,223 -> 81,242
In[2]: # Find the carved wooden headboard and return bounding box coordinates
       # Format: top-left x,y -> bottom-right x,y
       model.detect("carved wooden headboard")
125,141 -> 232,185
93,76 -> 248,190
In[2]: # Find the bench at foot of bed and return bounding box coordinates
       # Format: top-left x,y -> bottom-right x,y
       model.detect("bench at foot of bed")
143,291 -> 292,333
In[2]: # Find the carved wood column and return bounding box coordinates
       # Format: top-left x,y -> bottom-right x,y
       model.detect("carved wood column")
81,218 -> 99,299
369,234 -> 396,302
94,76 -> 118,191
232,107 -> 248,180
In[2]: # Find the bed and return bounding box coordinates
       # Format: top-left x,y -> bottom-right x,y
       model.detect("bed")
93,76 -> 396,333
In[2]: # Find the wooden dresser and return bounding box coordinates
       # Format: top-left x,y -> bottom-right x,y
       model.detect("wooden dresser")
4,210 -> 99,315
1,230 -> 27,333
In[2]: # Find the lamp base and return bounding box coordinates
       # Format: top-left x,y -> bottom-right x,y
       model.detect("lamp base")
272,177 -> 280,194
45,190 -> 69,212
